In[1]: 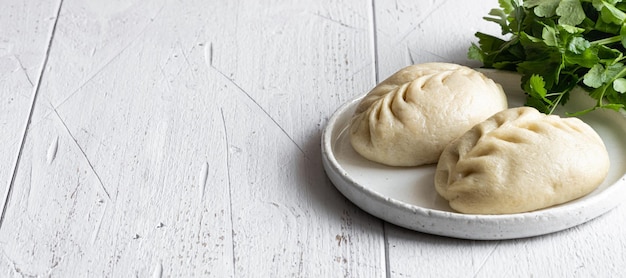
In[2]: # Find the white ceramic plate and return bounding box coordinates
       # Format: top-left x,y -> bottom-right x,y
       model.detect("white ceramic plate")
322,69 -> 626,240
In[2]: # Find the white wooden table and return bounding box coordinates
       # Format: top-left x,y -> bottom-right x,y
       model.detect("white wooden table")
1,0 -> 625,276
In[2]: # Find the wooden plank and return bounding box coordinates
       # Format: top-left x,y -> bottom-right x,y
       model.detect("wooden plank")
0,0 -> 385,276
0,1 -> 238,276
375,0 -> 626,276
0,0 -> 60,241
185,1 -> 385,275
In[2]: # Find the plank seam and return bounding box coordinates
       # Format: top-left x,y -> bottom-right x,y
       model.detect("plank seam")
383,222 -> 391,278
369,1 -> 389,278
0,0 -> 65,229
370,0 -> 379,84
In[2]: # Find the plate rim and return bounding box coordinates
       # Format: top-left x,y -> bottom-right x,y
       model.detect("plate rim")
321,69 -> 626,240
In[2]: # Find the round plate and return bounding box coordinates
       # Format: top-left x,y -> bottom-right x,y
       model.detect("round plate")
321,69 -> 626,240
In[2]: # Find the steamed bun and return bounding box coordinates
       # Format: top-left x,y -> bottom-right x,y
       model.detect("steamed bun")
435,107 -> 610,214
349,63 -> 508,166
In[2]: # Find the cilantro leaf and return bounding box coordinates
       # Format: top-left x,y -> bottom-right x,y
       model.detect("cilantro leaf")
583,64 -> 606,88
524,0 -> 560,17
613,77 -> 626,92
527,74 -> 551,103
556,0 -> 586,26
467,43 -> 483,61
600,2 -> 626,24
469,0 -> 626,115
542,25 -> 559,47
498,0 -> 516,14
568,37 -> 590,54
564,45 -> 599,67
485,8 -> 513,35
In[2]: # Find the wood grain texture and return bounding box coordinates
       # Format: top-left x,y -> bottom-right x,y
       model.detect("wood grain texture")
0,0 -> 60,229
375,1 -> 626,277
0,0 -> 384,276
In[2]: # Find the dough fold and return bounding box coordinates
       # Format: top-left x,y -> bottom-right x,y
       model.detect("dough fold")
435,107 -> 610,214
350,63 -> 508,166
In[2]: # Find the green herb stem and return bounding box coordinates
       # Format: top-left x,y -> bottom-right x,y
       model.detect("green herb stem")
591,35 -> 621,46
548,92 -> 566,115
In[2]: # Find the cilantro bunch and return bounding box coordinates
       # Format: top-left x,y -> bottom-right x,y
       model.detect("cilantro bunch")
469,0 -> 626,115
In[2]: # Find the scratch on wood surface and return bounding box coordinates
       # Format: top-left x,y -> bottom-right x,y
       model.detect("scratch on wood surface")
199,162 -> 208,201
90,202 -> 108,244
406,45 -> 415,65
51,108 -> 112,200
25,165 -> 33,210
54,42 -> 134,110
422,48 -> 446,61
187,25 -> 206,55
395,0 -> 449,44
178,40 -> 198,78
472,241 -> 501,278
69,175 -> 81,199
220,108 -> 237,278
211,66 -> 306,158
51,5 -> 165,112
312,12 -> 359,30
13,55 -> 34,87
46,136 -> 59,164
